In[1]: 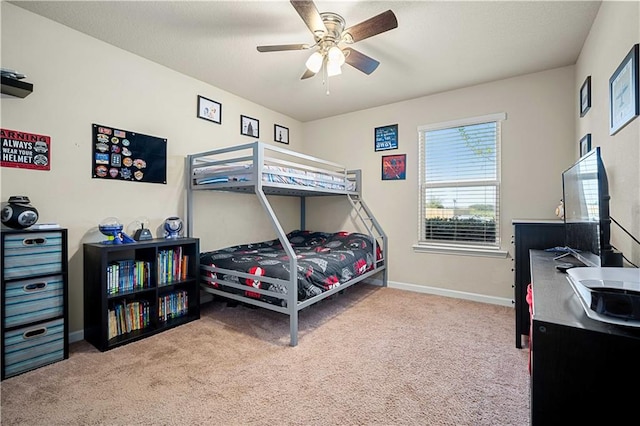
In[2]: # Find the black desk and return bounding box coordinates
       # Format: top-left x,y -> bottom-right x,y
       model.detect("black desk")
530,250 -> 640,425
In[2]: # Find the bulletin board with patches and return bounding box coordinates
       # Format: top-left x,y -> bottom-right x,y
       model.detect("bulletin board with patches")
92,123 -> 167,184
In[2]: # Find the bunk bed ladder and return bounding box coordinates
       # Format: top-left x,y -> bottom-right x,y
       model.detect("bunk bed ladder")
185,155 -> 194,237
253,144 -> 300,346
347,194 -> 388,287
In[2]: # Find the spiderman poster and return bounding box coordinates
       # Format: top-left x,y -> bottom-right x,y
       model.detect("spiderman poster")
381,154 -> 406,180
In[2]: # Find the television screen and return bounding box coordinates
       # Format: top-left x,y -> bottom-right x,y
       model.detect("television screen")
562,147 -> 620,267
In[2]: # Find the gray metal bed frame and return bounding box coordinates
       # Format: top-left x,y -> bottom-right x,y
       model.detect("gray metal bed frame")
185,141 -> 387,346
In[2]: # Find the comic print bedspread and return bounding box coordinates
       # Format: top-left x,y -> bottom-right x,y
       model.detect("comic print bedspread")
200,230 -> 381,306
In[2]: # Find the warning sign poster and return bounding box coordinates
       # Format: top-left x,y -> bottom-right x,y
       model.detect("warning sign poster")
1,128 -> 51,171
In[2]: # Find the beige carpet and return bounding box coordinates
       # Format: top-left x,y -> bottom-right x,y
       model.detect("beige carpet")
1,285 -> 530,425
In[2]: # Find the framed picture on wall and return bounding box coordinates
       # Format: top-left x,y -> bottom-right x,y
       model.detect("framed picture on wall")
580,76 -> 591,117
374,124 -> 399,151
609,43 -> 639,135
197,95 -> 221,124
240,115 -> 259,138
580,133 -> 591,157
381,154 -> 406,180
274,124 -> 289,144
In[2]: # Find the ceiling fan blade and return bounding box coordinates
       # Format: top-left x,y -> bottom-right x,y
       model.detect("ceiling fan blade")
257,44 -> 310,53
290,0 -> 326,37
343,10 -> 398,43
343,47 -> 380,75
301,69 -> 316,80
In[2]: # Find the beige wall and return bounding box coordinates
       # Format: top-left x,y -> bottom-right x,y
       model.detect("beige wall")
575,0 -> 640,264
1,3 -> 302,333
2,2 -> 638,337
301,66 -> 576,301
301,1 -> 640,300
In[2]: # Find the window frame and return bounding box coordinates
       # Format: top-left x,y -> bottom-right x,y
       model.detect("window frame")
414,112 -> 508,258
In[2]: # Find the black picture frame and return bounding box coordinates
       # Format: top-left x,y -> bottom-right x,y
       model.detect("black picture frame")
381,154 -> 406,180
240,115 -> 259,138
274,124 -> 289,144
580,133 -> 592,157
580,76 -> 591,117
374,124 -> 399,152
609,43 -> 639,135
197,95 -> 222,124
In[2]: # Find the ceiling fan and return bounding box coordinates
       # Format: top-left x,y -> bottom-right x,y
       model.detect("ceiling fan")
257,0 -> 398,80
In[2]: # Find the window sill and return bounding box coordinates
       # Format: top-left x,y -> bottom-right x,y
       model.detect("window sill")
412,243 -> 509,258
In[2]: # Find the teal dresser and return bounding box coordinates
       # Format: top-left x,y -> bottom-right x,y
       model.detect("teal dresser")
1,229 -> 68,380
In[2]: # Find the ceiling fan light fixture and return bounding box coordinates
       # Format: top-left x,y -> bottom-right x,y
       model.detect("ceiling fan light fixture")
327,46 -> 345,66
305,51 -> 324,73
327,59 -> 342,77
256,1 -> 398,86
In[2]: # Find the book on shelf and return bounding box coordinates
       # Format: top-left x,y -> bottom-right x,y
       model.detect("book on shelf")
181,255 -> 189,280
108,299 -> 150,339
158,290 -> 189,322
106,260 -> 151,295
108,309 -> 117,340
157,247 -> 189,285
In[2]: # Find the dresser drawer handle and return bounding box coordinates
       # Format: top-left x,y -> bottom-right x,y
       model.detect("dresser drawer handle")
22,237 -> 47,246
23,282 -> 48,292
23,327 -> 47,339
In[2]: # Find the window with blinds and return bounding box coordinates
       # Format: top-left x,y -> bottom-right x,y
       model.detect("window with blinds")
418,113 -> 505,248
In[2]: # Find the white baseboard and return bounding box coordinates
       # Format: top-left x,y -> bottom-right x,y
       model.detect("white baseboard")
387,280 -> 514,307
69,330 -> 84,343
362,276 -> 513,306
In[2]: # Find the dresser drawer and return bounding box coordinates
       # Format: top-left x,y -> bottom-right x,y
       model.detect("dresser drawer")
3,318 -> 65,378
4,275 -> 64,328
3,232 -> 63,279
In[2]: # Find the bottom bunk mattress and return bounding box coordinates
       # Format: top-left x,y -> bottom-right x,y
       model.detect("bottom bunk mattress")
200,230 -> 381,306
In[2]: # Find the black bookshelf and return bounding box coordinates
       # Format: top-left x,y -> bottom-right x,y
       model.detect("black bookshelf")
83,237 -> 200,351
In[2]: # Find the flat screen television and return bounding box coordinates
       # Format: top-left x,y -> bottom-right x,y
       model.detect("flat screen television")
562,146 -> 622,267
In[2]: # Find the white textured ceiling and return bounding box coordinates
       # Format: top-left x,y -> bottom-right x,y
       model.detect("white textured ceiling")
11,0 -> 601,122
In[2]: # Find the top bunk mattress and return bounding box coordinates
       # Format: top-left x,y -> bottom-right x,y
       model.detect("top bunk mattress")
187,142 -> 359,195
192,164 -> 356,191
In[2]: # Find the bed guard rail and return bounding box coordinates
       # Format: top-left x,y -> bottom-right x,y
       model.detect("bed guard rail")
187,141 -> 359,197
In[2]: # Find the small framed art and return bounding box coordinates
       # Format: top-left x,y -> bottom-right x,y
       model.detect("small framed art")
241,115 -> 259,138
609,43 -> 639,135
381,154 -> 406,180
580,76 -> 591,117
374,124 -> 398,152
580,133 -> 591,157
197,95 -> 221,124
274,124 -> 289,144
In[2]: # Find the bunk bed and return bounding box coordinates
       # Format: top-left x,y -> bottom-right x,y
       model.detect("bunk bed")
185,141 -> 387,346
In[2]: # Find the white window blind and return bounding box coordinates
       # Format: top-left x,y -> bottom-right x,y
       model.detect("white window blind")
418,113 -> 504,248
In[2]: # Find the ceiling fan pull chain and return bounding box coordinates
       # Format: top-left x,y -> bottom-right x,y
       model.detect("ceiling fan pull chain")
322,58 -> 330,95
